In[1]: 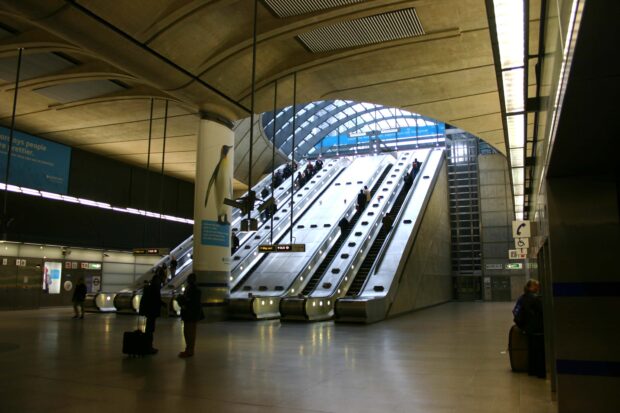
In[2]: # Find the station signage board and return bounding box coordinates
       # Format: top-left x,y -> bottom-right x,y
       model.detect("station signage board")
133,248 -> 169,255
258,244 -> 306,253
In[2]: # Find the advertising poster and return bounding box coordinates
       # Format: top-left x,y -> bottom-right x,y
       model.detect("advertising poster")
0,126 -> 71,194
43,261 -> 62,294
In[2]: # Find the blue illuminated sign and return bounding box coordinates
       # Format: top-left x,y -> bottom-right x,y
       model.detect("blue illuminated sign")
201,220 -> 230,247
0,127 -> 71,194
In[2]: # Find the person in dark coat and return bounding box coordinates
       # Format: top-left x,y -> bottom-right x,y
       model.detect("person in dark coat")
72,277 -> 87,319
168,254 -> 178,281
231,230 -> 240,254
139,269 -> 164,354
356,189 -> 367,212
514,279 -> 546,378
177,273 -> 204,358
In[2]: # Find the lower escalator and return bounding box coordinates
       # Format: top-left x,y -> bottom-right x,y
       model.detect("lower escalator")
301,164 -> 393,295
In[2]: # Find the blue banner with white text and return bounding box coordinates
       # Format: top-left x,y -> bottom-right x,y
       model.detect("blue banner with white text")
0,127 -> 71,194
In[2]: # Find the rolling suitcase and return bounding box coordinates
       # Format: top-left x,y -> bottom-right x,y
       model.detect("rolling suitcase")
123,317 -> 149,357
508,324 -> 528,372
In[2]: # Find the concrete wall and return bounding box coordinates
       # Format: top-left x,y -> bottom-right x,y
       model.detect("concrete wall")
388,160 -> 452,316
478,154 -> 526,300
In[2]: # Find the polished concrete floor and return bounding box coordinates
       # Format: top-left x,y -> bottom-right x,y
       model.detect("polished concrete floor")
0,302 -> 556,413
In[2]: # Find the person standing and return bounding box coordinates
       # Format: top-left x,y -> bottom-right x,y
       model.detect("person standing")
168,255 -> 178,281
139,270 -> 164,354
363,185 -> 371,203
72,277 -> 87,319
356,189 -> 367,212
514,279 -> 546,378
231,231 -> 240,254
178,273 -> 204,358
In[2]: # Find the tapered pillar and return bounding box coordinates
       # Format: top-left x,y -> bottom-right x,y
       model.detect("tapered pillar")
193,115 -> 234,305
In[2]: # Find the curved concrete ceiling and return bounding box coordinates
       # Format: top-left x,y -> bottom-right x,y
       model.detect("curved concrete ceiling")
0,0 -> 540,183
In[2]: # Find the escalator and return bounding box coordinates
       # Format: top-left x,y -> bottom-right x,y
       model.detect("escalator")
344,164 -> 419,296
300,164 -> 392,296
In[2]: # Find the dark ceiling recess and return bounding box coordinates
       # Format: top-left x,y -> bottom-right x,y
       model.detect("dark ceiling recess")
297,8 -> 425,53
262,0 -> 366,18
34,79 -> 127,104
0,52 -> 75,82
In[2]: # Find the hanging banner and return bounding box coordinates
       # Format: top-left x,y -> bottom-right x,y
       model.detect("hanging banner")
0,127 -> 71,194
43,261 -> 63,294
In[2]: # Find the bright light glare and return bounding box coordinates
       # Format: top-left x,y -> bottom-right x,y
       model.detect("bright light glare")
502,68 -> 525,113
493,0 -> 525,69
510,148 -> 525,168
506,114 -> 525,149
511,168 -> 524,186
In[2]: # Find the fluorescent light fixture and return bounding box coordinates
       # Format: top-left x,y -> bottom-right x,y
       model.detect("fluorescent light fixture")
510,148 -> 525,168
506,114 -> 525,149
511,167 -> 524,185
349,131 -> 366,138
493,0 -> 525,69
513,184 -> 525,196
7,184 -> 21,193
40,191 -> 63,200
502,68 -> 525,113
514,195 -> 524,207
381,128 -> 399,134
21,188 -> 41,196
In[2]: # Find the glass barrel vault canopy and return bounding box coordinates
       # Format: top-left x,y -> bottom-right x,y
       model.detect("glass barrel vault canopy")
261,100 -> 445,159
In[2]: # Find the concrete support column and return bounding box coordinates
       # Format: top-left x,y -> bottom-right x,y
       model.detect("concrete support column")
193,115 -> 234,306
546,176 -> 620,412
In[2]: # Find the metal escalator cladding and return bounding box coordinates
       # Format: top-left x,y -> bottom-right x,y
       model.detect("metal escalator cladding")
231,164 -> 349,293
301,164 -> 393,296
228,159 -> 345,283
345,173 -> 412,296
231,155 -> 389,297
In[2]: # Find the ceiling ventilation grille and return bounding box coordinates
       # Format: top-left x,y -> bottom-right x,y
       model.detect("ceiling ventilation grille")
263,0 -> 366,18
297,8 -> 425,53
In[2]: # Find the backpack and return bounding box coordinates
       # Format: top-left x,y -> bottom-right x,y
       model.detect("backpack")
512,295 -> 525,328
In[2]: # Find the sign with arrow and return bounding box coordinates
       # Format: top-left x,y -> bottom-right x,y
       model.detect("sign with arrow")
512,220 -> 531,238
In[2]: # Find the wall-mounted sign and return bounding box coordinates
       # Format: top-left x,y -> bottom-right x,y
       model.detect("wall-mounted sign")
65,261 -> 72,269
0,126 -> 71,194
506,263 -> 523,270
91,276 -> 101,293
509,249 -> 527,260
515,238 -> 529,249
485,263 -> 503,270
43,261 -> 62,294
2,258 -> 7,265
63,281 -> 73,291
72,262 -> 77,269
512,220 -> 531,238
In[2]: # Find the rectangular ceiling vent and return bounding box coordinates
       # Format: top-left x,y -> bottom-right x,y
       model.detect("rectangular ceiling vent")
297,8 -> 425,53
263,0 -> 366,18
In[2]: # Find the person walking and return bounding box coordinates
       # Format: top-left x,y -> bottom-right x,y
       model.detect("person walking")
177,273 -> 204,358
139,269 -> 164,354
72,277 -> 87,319
513,279 -> 546,378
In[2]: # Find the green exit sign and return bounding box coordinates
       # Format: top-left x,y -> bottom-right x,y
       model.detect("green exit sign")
505,263 -> 523,270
